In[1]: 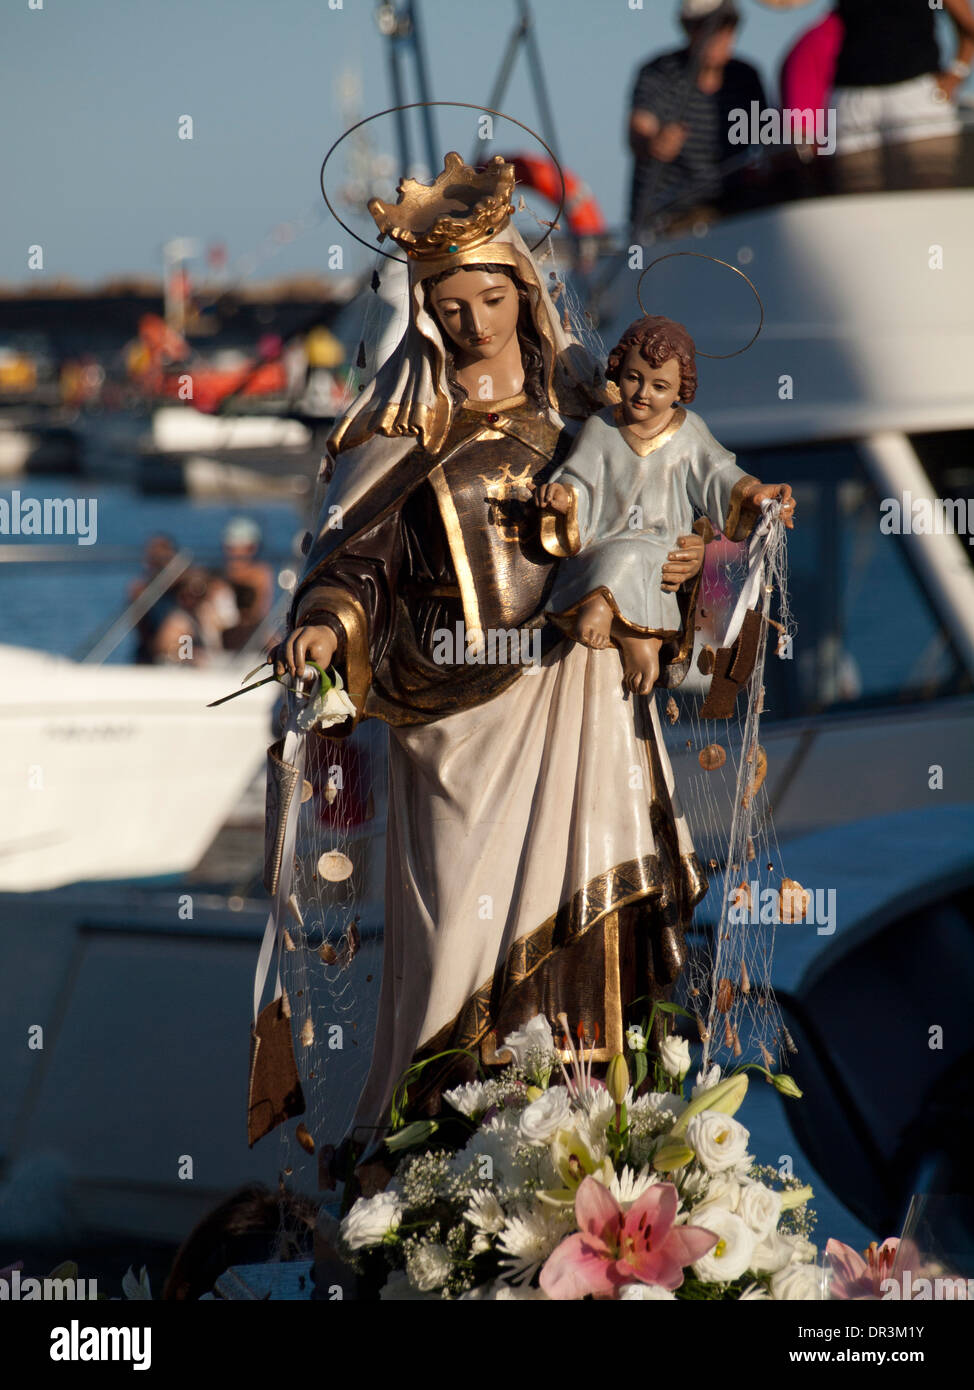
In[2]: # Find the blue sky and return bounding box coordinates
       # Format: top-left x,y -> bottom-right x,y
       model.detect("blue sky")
0,0 -> 938,286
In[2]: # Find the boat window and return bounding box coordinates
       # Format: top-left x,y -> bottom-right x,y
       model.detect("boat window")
710,441 -> 972,720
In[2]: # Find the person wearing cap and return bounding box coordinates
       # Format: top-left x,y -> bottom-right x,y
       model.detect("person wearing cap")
831,0 -> 974,193
628,0 -> 767,234
220,516 -> 274,651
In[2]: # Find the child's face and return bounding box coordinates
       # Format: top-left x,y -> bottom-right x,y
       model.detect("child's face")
618,346 -> 681,426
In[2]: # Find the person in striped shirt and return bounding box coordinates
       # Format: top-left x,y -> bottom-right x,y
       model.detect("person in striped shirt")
628,0 -> 766,235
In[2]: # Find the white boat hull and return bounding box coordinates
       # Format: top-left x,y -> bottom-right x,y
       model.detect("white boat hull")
0,645 -> 278,891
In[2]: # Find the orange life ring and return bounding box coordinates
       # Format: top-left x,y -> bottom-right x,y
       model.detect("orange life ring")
504,153 -> 607,237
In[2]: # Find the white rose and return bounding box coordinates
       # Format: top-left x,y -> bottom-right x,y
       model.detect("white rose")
501,1014 -> 554,1067
339,1190 -> 402,1250
784,1233 -> 818,1265
692,1064 -> 722,1098
692,1209 -> 756,1283
519,1087 -> 572,1145
686,1111 -> 750,1173
297,674 -> 357,731
750,1232 -> 796,1274
407,1242 -> 453,1292
618,1283 -> 677,1300
660,1035 -> 691,1080
695,1173 -> 741,1214
737,1181 -> 782,1239
771,1263 -> 824,1301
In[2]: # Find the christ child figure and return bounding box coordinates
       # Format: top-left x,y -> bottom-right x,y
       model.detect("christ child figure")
537,315 -> 794,693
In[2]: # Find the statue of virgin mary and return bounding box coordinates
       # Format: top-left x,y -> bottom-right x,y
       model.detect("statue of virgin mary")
274,154 -> 721,1154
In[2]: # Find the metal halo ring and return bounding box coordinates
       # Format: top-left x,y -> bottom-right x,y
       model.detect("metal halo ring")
319,101 -> 567,264
635,252 -> 765,360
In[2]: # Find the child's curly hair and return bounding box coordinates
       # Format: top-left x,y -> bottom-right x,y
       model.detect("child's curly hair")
606,316 -> 697,404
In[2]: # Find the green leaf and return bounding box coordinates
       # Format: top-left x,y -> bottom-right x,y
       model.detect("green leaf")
634,1051 -> 649,1089
389,1047 -> 482,1130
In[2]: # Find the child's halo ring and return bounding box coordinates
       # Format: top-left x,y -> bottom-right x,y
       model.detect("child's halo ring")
635,251 -> 765,360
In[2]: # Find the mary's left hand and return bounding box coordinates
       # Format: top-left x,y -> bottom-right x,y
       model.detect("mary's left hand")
661,532 -> 706,592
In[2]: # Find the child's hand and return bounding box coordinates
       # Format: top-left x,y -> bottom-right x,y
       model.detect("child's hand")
535,481 -> 572,515
744,482 -> 796,529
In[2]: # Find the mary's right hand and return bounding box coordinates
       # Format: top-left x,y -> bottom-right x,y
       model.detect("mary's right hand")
271,623 -> 338,680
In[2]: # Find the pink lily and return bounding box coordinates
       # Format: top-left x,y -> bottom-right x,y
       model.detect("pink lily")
826,1237 -> 900,1299
539,1177 -> 718,1300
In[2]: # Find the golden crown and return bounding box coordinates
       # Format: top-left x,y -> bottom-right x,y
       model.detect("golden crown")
367,151 -> 516,262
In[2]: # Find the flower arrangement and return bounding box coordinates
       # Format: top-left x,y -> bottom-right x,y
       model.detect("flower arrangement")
334,1006 -> 824,1301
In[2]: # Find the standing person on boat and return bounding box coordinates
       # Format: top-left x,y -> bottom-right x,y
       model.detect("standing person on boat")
220,516 -> 274,651
832,0 -> 974,191
779,9 -> 843,145
270,154 -> 723,1157
627,0 -> 767,235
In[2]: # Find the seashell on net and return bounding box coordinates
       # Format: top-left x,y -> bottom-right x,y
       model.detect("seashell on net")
698,744 -> 726,771
317,851 -> 353,881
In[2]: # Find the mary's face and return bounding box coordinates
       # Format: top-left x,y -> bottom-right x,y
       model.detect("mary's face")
427,269 -> 521,363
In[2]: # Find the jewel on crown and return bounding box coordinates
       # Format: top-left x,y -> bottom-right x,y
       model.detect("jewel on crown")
367,151 -> 517,262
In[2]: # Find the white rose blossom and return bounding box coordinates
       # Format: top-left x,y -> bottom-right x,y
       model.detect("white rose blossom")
737,1181 -> 782,1239
783,1233 -> 818,1265
771,1263 -> 825,1301
407,1242 -> 453,1292
618,1283 -> 677,1300
339,1190 -> 402,1250
750,1232 -> 796,1274
297,671 -> 357,731
660,1034 -> 691,1080
692,1208 -> 756,1283
501,1014 -> 554,1067
686,1111 -> 750,1172
519,1086 -> 572,1145
694,1173 -> 742,1214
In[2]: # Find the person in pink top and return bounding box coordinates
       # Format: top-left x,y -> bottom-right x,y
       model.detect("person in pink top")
779,10 -> 844,121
